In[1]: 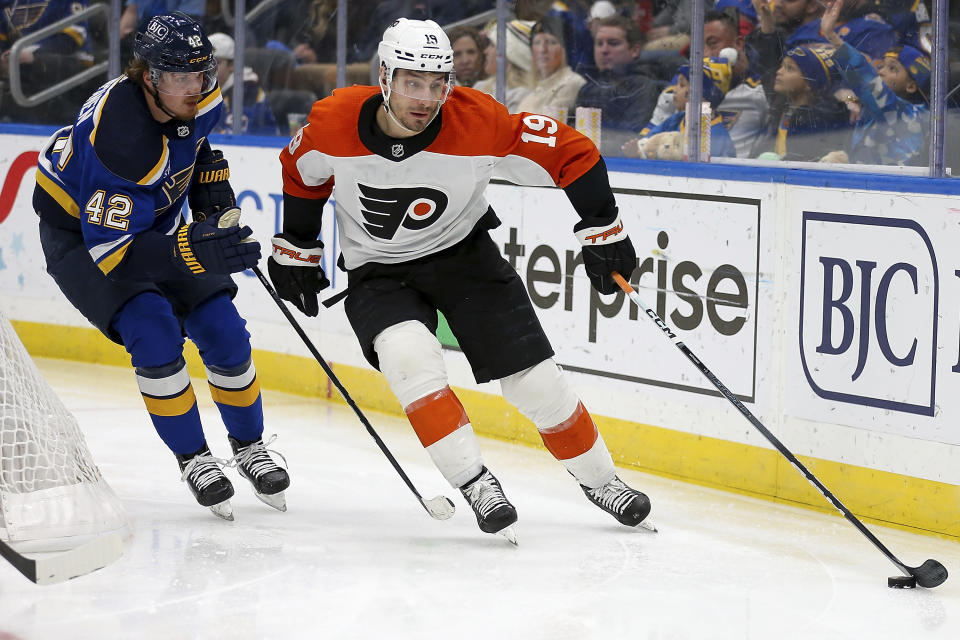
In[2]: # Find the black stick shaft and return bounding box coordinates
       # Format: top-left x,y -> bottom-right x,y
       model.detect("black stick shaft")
251,266 -> 429,504
611,273 -> 916,577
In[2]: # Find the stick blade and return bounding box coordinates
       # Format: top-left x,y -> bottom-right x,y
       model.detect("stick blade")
422,495 -> 455,520
33,534 -> 125,586
912,559 -> 948,589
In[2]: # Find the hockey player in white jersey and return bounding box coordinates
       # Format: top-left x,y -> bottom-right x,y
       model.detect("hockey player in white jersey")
269,18 -> 651,541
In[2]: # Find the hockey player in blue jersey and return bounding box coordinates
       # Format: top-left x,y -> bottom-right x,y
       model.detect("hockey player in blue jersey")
32,12 -> 289,520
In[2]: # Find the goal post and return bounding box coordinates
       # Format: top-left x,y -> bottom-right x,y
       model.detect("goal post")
0,309 -> 128,553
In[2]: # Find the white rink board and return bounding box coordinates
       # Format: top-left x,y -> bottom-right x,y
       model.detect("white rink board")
1,132 -> 959,485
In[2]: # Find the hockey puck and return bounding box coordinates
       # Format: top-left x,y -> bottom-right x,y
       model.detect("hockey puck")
888,575 -> 917,589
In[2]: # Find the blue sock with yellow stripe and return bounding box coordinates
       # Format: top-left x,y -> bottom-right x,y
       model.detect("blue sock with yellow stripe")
135,356 -> 206,455
205,358 -> 264,442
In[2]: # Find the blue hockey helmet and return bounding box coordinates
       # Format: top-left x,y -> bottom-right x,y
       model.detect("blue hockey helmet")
134,12 -> 217,96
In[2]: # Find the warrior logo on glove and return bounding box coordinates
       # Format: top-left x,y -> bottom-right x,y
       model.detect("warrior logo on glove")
357,183 -> 449,240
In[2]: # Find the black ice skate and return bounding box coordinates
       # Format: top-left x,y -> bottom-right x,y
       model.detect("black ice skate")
228,434 -> 290,512
176,444 -> 235,521
581,476 -> 655,531
460,467 -> 518,544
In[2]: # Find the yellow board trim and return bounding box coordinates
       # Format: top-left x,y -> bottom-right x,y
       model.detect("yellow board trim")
36,170 -> 80,218
209,378 -> 261,407
10,319 -> 959,540
142,385 -> 197,417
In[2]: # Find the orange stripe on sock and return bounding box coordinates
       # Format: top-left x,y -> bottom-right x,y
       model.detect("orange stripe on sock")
405,386 -> 470,447
539,402 -> 598,460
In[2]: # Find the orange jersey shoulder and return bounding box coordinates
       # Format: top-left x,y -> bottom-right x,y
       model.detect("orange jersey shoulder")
279,85 -> 380,199
430,87 -> 599,188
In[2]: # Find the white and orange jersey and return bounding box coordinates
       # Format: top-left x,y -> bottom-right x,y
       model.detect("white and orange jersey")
279,85 -> 603,269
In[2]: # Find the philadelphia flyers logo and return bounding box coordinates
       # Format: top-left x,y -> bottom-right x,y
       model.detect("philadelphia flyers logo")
357,183 -> 448,240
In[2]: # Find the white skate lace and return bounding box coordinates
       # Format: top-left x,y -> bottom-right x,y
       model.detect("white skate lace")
180,452 -> 230,491
462,472 -> 509,518
226,434 -> 288,478
586,478 -> 636,514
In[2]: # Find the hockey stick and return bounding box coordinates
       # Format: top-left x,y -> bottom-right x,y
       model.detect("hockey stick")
611,272 -> 948,589
0,534 -> 123,585
251,266 -> 456,521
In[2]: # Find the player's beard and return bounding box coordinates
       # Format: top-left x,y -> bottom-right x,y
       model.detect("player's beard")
398,101 -> 439,132
174,98 -> 201,120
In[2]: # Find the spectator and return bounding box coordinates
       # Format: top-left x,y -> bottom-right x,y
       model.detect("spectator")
785,0 -> 896,61
447,25 -> 486,87
715,0 -> 760,38
120,0 -> 207,39
752,44 -> 851,162
209,32 -> 278,136
575,15 -> 663,156
646,0 -> 712,50
822,0 -> 929,166
472,20 -> 534,113
516,17 -> 587,116
750,0 -> 825,94
649,9 -> 768,158
0,0 -> 95,124
624,56 -> 738,160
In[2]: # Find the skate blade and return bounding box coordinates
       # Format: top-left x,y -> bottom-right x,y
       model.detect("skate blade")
636,519 -> 657,533
255,490 -> 287,512
497,525 -> 518,546
210,500 -> 234,521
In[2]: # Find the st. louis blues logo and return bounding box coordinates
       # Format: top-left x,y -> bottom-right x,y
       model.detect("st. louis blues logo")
357,183 -> 448,240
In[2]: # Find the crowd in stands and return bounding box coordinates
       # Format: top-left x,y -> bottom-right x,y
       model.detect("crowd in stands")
2,0 -> 958,170
442,0 -> 949,169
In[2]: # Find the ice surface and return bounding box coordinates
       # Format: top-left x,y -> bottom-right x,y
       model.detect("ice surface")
0,359 -> 957,639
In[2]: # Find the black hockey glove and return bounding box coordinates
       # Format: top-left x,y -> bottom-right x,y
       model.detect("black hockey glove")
173,208 -> 261,276
267,233 -> 330,316
574,213 -> 637,295
189,149 -> 236,221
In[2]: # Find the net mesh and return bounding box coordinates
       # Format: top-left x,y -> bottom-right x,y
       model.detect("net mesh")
0,310 -> 127,550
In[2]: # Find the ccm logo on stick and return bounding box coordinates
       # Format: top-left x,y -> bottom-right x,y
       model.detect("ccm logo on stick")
799,212 -> 938,416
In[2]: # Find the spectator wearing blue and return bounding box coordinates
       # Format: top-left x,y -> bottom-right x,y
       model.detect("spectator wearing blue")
786,0 -> 896,61
753,44 -> 851,162
822,0 -> 928,166
750,0 -> 825,97
209,32 -> 279,136
715,0 -> 760,37
575,14 -> 663,156
120,0 -> 206,40
649,9 -> 768,158
0,0 -> 93,123
625,56 -> 738,160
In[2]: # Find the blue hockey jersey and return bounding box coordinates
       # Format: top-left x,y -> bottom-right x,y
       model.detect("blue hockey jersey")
33,75 -> 223,276
0,0 -> 90,54
787,14 -> 896,61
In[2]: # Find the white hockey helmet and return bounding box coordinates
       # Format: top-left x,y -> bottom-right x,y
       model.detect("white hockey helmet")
378,18 -> 454,105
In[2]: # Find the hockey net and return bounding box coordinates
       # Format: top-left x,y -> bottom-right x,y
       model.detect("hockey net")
0,310 -> 128,552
